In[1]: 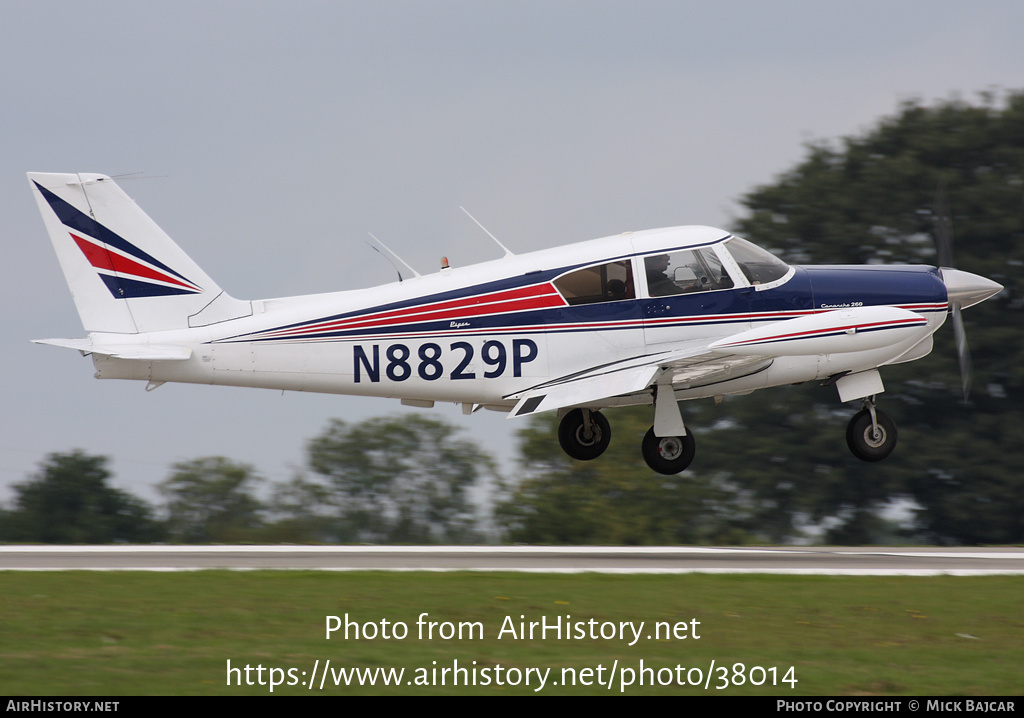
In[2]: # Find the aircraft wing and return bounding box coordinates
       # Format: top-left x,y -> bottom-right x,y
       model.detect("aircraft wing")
506,305 -> 931,418
505,341 -> 773,418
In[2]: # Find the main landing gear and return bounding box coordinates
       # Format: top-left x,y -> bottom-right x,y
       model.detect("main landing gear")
846,397 -> 897,462
556,404 -> 696,475
558,408 -> 611,461
641,428 -> 696,475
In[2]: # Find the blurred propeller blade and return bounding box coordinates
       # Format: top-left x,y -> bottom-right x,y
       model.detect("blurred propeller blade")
951,304 -> 972,403
934,181 -> 976,404
933,180 -> 955,269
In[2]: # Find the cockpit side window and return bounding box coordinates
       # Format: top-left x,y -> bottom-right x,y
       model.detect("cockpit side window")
724,237 -> 790,285
643,247 -> 734,297
553,260 -> 635,305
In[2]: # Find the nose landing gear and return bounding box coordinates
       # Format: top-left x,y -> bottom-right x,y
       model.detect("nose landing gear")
846,397 -> 897,462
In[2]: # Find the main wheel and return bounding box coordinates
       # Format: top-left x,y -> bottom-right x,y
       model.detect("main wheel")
641,427 -> 696,474
558,409 -> 611,461
846,408 -> 897,462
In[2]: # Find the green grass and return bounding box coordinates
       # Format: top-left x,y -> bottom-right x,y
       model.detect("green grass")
0,572 -> 1020,695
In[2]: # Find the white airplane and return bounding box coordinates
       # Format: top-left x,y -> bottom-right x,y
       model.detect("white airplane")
29,172 -> 1003,474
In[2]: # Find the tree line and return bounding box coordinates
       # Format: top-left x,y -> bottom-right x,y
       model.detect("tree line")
0,416 -> 494,545
3,91 -> 1022,545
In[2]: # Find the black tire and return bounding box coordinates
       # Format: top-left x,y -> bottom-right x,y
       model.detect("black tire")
641,427 -> 696,475
846,408 -> 898,462
558,409 -> 611,461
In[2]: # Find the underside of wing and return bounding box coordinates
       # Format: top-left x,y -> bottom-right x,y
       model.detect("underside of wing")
505,341 -> 772,418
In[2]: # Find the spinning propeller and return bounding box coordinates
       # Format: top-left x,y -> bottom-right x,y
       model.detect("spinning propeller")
932,183 -> 1002,403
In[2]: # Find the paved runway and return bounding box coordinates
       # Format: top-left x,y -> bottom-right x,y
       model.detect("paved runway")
2,545 -> 1023,574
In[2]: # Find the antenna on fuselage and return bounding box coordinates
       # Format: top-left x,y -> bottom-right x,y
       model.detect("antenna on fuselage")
367,232 -> 422,283
459,206 -> 515,258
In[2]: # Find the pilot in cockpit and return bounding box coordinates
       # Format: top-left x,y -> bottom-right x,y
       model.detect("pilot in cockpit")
645,254 -> 679,297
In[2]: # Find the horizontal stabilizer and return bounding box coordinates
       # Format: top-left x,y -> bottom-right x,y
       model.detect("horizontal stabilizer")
32,338 -> 191,361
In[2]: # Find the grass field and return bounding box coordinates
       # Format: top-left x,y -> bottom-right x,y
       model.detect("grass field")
0,571 -> 1020,695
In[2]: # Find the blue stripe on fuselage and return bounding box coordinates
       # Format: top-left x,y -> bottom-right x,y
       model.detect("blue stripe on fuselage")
220,267 -> 578,341
218,237 -> 735,342
219,264 -> 947,344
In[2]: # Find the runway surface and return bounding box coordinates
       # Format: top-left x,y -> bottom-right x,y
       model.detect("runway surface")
2,545 -> 1023,574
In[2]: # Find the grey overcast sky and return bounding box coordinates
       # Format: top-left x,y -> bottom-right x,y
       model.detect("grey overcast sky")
3,1 -> 1023,504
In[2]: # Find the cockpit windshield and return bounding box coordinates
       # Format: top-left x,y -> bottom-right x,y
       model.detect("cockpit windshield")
723,236 -> 790,286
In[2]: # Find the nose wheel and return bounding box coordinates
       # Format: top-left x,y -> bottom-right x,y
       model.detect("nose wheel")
846,399 -> 897,462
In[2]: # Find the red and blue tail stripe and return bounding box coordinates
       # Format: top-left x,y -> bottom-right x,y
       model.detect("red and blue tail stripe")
35,180 -> 202,298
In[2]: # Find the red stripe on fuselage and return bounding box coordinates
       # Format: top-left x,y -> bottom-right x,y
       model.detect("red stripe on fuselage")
262,283 -> 566,339
242,293 -> 944,344
720,317 -> 928,347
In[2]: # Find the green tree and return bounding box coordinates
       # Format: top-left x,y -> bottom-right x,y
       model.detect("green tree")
301,415 -> 493,543
262,474 -> 338,543
0,451 -> 163,543
159,457 -> 265,542
728,91 -> 1023,543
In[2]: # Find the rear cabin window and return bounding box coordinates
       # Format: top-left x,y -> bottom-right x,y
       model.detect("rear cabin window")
553,260 -> 635,305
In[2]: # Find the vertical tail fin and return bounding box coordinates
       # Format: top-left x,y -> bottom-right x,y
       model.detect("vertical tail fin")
28,172 -> 249,334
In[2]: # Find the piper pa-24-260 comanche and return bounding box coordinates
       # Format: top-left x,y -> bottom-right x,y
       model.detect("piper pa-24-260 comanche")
29,172 -> 1003,474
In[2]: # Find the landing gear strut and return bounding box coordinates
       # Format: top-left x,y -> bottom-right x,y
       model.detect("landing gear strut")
558,408 -> 611,461
846,397 -> 897,462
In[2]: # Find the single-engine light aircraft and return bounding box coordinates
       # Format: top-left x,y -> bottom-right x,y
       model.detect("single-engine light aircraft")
29,172 -> 1003,474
